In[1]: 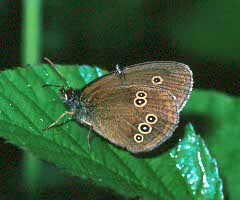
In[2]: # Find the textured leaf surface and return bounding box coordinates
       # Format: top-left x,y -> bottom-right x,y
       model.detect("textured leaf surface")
0,65 -> 223,199
182,89 -> 240,199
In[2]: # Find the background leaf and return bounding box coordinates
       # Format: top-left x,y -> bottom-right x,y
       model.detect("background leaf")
183,90 -> 240,199
0,65 -> 223,199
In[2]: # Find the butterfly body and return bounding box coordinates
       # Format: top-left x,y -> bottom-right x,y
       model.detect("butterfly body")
56,61 -> 193,153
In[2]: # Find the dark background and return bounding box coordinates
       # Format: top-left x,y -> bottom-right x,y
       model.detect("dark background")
1,1 -> 238,96
0,0 -> 239,199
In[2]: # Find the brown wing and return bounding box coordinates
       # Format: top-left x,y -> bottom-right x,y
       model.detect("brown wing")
123,61 -> 193,112
80,85 -> 179,153
82,61 -> 193,112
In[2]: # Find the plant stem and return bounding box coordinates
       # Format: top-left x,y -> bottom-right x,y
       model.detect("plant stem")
22,0 -> 42,64
22,0 -> 43,196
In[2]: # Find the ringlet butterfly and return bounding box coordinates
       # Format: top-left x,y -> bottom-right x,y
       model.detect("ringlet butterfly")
43,58 -> 193,153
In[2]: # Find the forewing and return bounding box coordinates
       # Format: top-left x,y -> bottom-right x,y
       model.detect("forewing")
82,61 -> 193,112
123,61 -> 193,112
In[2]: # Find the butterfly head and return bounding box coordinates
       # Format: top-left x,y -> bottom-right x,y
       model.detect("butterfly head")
60,87 -> 82,109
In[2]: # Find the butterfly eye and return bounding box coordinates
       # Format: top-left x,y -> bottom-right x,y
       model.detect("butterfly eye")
138,123 -> 152,134
145,114 -> 158,124
152,76 -> 163,85
136,91 -> 147,98
134,134 -> 144,143
64,93 -> 68,100
134,98 -> 147,107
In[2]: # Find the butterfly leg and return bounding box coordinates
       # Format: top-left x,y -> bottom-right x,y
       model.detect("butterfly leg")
87,126 -> 94,152
115,64 -> 126,83
82,120 -> 94,151
42,111 -> 74,132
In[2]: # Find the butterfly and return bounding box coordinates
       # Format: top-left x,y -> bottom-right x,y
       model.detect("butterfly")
43,58 -> 193,153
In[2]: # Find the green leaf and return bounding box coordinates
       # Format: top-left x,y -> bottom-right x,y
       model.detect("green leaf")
0,65 -> 223,199
183,89 -> 240,199
169,124 -> 223,199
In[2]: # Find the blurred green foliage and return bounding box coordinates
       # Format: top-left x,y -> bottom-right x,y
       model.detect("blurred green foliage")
1,1 -> 239,95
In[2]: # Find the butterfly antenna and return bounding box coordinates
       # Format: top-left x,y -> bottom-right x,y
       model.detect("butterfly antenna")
42,84 -> 62,88
44,57 -> 71,88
